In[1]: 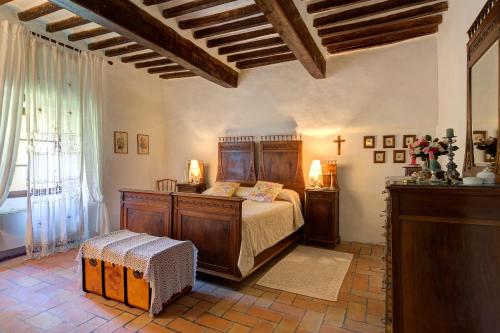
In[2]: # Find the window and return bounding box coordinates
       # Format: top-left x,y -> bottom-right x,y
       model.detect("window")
8,113 -> 27,198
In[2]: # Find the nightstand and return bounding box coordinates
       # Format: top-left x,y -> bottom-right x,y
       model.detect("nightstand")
176,182 -> 206,194
304,188 -> 340,248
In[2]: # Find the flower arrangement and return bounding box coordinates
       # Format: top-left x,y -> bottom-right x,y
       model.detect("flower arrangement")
409,135 -> 456,165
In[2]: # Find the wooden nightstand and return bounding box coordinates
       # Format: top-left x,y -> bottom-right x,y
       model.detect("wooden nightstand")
304,188 -> 340,248
176,182 -> 206,194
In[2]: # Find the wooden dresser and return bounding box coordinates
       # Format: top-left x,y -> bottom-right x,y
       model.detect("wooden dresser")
385,183 -> 500,333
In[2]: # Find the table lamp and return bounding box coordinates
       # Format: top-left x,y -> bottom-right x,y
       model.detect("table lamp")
309,160 -> 322,189
188,160 -> 202,184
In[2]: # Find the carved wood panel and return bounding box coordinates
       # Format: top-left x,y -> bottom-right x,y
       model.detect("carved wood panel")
216,141 -> 257,186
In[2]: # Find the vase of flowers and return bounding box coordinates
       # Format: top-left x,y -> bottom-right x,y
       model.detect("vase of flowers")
410,135 -> 451,179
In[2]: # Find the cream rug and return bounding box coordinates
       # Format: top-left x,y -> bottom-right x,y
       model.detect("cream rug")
256,246 -> 353,301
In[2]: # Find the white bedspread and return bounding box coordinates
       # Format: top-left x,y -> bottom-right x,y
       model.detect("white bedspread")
238,189 -> 304,277
77,230 -> 197,316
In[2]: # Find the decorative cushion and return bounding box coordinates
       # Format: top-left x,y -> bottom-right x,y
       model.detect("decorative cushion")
202,182 -> 240,197
234,186 -> 253,199
247,181 -> 284,203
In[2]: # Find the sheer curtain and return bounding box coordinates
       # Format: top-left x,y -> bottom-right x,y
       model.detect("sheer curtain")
24,34 -> 109,258
0,21 -> 28,205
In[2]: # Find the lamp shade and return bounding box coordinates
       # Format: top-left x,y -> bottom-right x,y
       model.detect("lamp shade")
309,160 -> 322,188
188,160 -> 202,183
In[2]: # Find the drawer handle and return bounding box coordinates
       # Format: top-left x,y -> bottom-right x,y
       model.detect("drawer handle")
89,258 -> 98,267
133,270 -> 144,279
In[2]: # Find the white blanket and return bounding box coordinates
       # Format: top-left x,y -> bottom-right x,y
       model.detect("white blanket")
238,189 -> 304,277
77,231 -> 197,316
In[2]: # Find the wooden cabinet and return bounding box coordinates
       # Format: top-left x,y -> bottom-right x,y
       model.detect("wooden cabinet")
176,182 -> 206,194
386,184 -> 500,333
304,189 -> 339,248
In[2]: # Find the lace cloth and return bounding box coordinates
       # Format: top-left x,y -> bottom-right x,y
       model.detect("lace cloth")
77,230 -> 197,316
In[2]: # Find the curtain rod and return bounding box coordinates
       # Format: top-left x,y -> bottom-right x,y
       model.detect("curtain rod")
28,31 -> 113,65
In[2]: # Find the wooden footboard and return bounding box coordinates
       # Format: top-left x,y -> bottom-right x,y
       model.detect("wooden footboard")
172,193 -> 245,280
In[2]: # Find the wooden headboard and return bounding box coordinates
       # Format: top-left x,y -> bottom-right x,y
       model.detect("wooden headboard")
258,135 -> 306,202
216,136 -> 257,186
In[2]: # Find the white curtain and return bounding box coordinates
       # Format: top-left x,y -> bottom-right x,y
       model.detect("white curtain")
0,21 -> 28,205
24,34 -> 109,258
80,52 -> 110,238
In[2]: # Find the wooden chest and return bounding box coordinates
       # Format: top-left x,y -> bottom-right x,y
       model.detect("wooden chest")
82,258 -> 151,310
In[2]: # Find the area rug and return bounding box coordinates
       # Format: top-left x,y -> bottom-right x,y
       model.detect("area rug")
256,245 -> 353,301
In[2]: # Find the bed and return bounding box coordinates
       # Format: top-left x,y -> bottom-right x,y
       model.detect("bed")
172,135 -> 306,281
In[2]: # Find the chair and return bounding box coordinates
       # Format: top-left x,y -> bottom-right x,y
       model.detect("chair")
156,179 -> 177,192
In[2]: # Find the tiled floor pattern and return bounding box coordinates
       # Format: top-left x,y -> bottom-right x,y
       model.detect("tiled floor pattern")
0,242 -> 385,333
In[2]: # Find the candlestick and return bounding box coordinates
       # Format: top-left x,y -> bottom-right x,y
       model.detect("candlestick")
443,135 -> 460,181
446,128 -> 455,138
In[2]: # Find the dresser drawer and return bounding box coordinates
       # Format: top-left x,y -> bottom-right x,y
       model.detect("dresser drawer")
307,191 -> 333,201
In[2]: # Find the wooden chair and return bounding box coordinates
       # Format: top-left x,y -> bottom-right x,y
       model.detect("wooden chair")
156,179 -> 177,192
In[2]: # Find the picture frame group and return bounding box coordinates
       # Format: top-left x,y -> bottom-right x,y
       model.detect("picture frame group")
114,131 -> 150,155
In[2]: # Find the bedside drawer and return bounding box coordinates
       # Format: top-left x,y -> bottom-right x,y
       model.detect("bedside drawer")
307,191 -> 334,201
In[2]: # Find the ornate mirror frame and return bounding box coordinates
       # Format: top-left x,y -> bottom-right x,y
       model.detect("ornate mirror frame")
464,0 -> 500,182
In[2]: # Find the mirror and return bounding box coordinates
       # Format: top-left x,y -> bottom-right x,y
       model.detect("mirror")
471,40 -> 499,167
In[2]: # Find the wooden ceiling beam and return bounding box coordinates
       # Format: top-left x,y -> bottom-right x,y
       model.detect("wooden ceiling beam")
207,27 -> 276,48
18,2 -> 62,21
219,37 -> 283,55
163,0 -> 238,19
105,43 -> 146,57
308,0 -> 372,14
88,36 -> 130,50
254,0 -> 326,79
322,14 -> 442,46
121,51 -> 161,63
68,27 -> 110,41
193,15 -> 268,39
46,16 -> 89,32
327,24 -> 439,53
160,72 -> 197,80
148,65 -> 185,74
318,2 -> 448,37
0,0 -> 14,5
236,52 -> 296,69
179,4 -> 261,30
50,0 -> 238,88
314,0 -> 436,27
143,0 -> 174,5
135,59 -> 173,68
227,45 -> 290,62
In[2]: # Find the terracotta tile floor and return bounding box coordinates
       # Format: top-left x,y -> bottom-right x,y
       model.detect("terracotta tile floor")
0,242 -> 385,333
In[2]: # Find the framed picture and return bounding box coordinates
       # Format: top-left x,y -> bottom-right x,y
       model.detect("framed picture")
114,131 -> 128,154
403,135 -> 417,148
364,136 -> 376,148
137,134 -> 149,155
393,150 -> 407,163
383,135 -> 396,148
473,130 -> 487,144
374,151 -> 386,163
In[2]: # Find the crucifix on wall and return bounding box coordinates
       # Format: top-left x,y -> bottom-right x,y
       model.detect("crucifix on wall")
334,135 -> 346,155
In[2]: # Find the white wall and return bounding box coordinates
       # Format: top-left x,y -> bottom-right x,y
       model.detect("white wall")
436,0 -> 486,168
103,62 -> 168,230
161,37 -> 439,244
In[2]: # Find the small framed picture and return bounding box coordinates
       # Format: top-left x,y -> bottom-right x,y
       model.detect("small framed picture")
403,135 -> 417,148
137,134 -> 149,155
374,151 -> 386,163
364,136 -> 376,148
473,130 -> 487,144
393,150 -> 407,163
383,135 -> 396,148
114,131 -> 128,154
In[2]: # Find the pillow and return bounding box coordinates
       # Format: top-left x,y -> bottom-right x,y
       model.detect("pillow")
234,186 -> 253,199
202,182 -> 240,197
247,181 -> 284,203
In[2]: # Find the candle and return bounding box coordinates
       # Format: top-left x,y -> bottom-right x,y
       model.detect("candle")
446,128 -> 454,138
